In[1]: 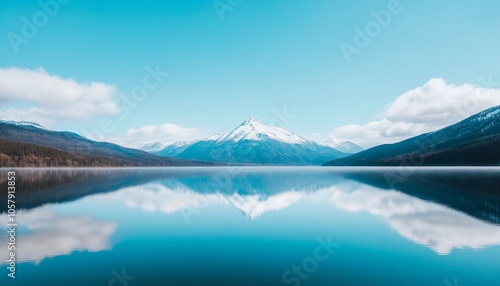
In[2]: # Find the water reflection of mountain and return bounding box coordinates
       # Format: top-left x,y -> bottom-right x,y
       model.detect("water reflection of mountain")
344,168 -> 500,224
2,167 -> 500,255
0,168 -> 346,212
0,168 -> 168,211
2,168 -> 500,225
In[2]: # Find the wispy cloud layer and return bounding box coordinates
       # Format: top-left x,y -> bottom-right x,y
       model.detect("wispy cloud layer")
113,123 -> 205,147
329,78 -> 500,147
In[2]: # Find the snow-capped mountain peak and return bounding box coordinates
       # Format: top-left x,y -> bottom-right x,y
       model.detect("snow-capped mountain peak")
139,141 -> 168,152
243,117 -> 259,125
318,138 -> 363,154
217,118 -> 308,144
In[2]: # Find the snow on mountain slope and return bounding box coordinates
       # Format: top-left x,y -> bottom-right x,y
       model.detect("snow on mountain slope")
140,141 -> 168,153
217,118 -> 309,145
319,138 -> 363,153
471,105 -> 500,122
170,141 -> 190,147
154,118 -> 349,165
154,140 -> 198,157
0,120 -> 47,130
325,105 -> 500,166
204,133 -> 223,141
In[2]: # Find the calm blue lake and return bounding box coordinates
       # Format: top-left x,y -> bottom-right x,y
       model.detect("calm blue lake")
1,167 -> 499,285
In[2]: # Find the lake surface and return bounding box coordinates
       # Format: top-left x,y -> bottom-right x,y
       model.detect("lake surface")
1,167 -> 500,285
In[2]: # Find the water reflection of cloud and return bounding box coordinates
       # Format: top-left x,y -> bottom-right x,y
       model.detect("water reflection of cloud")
0,206 -> 117,264
325,186 -> 500,255
93,183 -> 227,214
91,183 -> 307,220
87,180 -> 500,255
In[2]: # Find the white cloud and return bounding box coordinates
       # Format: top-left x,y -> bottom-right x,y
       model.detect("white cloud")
329,78 -> 500,148
0,67 -> 121,126
114,123 -> 206,147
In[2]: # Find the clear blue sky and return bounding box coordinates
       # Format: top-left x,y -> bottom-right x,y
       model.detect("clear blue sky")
1,0 -> 500,145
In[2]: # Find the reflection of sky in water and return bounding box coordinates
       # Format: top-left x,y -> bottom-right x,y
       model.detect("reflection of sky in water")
326,187 -> 500,255
1,168 -> 499,285
86,180 -> 500,255
0,206 -> 117,265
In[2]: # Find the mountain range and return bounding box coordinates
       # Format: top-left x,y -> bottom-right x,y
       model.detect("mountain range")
1,105 -> 499,167
324,105 -> 500,166
148,118 -> 356,165
0,121 -> 213,167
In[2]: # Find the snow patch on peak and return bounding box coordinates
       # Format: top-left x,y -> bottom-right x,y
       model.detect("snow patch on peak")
243,117 -> 259,125
318,138 -> 363,153
218,118 -> 308,144
140,141 -> 168,152
141,141 -> 191,152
